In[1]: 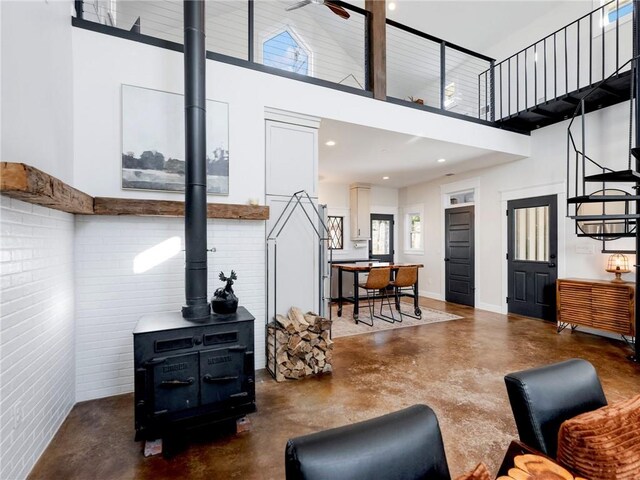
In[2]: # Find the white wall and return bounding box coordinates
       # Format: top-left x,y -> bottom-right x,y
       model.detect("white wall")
1,0 -> 75,184
319,182 -> 399,261
486,1 -> 593,62
399,101 -> 635,313
0,198 -> 76,480
71,26 -> 530,203
74,216 -> 265,401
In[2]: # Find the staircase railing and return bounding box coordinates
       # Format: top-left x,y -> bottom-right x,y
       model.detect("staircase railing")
481,0 -> 633,121
567,56 -> 636,203
565,56 -> 638,250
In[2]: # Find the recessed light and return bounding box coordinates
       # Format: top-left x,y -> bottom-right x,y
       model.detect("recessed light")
437,158 -> 446,163
388,2 -> 396,11
382,176 -> 389,180
325,140 -> 336,146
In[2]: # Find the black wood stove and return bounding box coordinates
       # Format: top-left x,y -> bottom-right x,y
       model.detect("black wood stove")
132,0 -> 256,443
133,308 -> 256,441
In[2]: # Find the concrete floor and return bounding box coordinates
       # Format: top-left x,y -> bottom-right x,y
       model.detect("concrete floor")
29,298 -> 640,479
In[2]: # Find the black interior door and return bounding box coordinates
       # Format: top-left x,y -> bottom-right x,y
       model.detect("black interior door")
445,207 -> 475,307
370,214 -> 394,263
507,195 -> 558,321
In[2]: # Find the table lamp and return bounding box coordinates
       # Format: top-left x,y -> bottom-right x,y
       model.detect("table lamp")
606,253 -> 630,283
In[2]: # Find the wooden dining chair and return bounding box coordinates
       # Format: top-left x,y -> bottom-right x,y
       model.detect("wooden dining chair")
389,266 -> 420,322
358,267 -> 395,325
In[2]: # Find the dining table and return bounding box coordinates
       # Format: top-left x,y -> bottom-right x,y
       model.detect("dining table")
332,262 -> 424,321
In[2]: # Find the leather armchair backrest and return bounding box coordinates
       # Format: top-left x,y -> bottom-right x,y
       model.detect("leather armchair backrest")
285,404 -> 451,480
504,358 -> 607,458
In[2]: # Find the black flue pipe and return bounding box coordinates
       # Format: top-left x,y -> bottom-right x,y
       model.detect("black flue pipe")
633,0 -> 640,361
182,0 -> 210,321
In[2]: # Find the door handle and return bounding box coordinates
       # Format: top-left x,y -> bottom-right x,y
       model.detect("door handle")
444,258 -> 450,262
548,263 -> 556,268
203,374 -> 239,383
160,377 -> 194,388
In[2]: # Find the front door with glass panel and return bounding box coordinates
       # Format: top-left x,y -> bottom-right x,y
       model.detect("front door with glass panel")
507,195 -> 558,321
370,214 -> 394,263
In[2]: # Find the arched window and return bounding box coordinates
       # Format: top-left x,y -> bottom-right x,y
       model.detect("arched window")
263,29 -> 310,75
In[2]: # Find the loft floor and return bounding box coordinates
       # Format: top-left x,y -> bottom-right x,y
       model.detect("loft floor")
28,298 -> 640,479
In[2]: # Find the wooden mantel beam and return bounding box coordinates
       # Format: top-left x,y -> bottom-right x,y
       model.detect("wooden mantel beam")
365,0 -> 387,101
0,162 -> 94,214
0,162 -> 269,220
94,197 -> 269,220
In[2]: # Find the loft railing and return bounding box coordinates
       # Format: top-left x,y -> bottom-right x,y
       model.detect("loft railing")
74,0 -> 371,95
481,0 -> 633,121
385,19 -> 494,121
72,0 -> 496,126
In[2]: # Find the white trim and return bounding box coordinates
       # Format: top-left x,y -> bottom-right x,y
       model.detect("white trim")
499,181 -> 566,315
264,107 -> 321,129
440,177 -> 481,307
477,302 -> 503,314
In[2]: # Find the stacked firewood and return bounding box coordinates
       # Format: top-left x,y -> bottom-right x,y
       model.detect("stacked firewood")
267,307 -> 333,382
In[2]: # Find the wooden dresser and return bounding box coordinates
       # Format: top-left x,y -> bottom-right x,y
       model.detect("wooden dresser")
556,278 -> 635,336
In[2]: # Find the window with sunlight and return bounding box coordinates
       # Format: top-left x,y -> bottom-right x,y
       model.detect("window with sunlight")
602,0 -> 632,26
263,29 -> 310,75
406,213 -> 422,252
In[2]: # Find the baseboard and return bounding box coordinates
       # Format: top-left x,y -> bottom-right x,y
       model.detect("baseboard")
477,302 -> 503,314
419,290 -> 444,301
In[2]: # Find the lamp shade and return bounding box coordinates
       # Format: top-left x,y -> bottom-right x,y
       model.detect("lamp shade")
606,254 -> 630,283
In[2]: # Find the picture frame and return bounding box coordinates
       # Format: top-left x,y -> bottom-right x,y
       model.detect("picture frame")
121,84 -> 229,195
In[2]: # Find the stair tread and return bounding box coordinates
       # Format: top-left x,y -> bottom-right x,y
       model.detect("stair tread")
577,233 -> 637,238
568,195 -> 640,203
570,213 -> 640,220
584,170 -> 640,182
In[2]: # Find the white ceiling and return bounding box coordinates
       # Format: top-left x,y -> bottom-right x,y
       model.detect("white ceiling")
318,1 -> 595,189
318,118 -> 521,188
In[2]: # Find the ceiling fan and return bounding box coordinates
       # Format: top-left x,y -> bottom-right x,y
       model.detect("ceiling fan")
285,0 -> 351,19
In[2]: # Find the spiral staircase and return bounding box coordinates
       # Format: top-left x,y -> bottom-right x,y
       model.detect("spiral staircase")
566,44 -> 640,360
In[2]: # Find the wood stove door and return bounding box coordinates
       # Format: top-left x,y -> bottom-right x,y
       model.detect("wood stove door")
152,352 -> 199,414
200,347 -> 245,405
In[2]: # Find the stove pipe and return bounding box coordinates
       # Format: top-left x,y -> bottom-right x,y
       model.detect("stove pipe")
182,0 -> 210,321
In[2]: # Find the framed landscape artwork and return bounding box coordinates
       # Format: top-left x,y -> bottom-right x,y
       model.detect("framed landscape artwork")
121,84 -> 229,195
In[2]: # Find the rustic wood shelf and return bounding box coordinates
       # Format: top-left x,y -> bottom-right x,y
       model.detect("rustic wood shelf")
0,162 -> 94,214
94,197 -> 269,220
1,162 -> 269,220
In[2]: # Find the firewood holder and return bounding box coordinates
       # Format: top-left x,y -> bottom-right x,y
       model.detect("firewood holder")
265,190 -> 333,379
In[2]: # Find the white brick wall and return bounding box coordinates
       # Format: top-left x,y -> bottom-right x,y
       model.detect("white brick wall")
74,215 -> 265,402
0,197 -> 76,480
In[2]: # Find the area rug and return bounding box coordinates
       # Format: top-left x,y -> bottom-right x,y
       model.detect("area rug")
330,302 -> 464,338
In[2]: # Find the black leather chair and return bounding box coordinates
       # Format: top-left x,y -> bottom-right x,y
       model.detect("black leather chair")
504,358 -> 607,458
285,404 -> 451,480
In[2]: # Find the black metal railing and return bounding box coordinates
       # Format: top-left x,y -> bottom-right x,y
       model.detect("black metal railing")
482,0 -> 633,120
567,57 -> 636,204
73,0 -> 498,125
385,19 -> 494,121
74,0 -> 371,95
